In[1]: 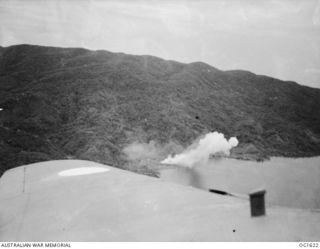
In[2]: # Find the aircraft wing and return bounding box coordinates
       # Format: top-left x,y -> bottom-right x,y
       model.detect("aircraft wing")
0,160 -> 319,241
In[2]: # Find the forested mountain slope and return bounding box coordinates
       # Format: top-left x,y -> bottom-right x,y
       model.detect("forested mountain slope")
1,44 -> 320,175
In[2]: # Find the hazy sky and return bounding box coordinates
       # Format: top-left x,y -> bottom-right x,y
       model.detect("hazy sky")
1,0 -> 320,88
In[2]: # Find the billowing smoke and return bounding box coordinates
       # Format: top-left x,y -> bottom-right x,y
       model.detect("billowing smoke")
123,140 -> 184,161
123,141 -> 160,160
161,131 -> 239,167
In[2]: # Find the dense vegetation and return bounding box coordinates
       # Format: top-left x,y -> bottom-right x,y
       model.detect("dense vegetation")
1,44 -> 320,176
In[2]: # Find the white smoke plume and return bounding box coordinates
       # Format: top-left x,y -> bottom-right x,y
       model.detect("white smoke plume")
161,131 -> 239,167
123,140 -> 159,160
123,140 -> 184,161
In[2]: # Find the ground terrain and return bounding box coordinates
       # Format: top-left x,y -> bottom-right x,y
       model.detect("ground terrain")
1,44 -> 320,175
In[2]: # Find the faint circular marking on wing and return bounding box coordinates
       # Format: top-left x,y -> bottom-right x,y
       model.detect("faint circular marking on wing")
58,167 -> 110,176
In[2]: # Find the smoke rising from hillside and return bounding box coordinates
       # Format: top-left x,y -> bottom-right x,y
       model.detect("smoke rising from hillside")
161,131 -> 239,167
123,141 -> 159,160
123,140 -> 184,161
